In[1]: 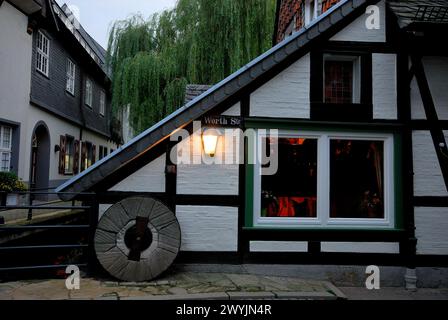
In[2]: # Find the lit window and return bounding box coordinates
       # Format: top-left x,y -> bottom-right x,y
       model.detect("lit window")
36,30 -> 50,76
261,137 -> 318,218
85,78 -> 93,107
253,131 -> 395,229
64,136 -> 75,174
324,54 -> 361,104
99,90 -> 106,116
66,59 -> 76,95
330,139 -> 384,219
0,126 -> 12,172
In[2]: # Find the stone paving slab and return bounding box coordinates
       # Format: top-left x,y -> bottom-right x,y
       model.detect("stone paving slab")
0,271 -> 344,300
227,291 -> 276,300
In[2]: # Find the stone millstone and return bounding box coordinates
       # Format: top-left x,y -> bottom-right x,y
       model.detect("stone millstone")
95,197 -> 181,282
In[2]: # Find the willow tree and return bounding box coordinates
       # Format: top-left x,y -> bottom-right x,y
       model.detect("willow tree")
107,0 -> 276,134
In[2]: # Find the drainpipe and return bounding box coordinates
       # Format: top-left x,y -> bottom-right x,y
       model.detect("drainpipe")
78,73 -> 86,141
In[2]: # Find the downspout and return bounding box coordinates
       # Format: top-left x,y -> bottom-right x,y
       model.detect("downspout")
46,0 -> 60,31
78,73 -> 86,141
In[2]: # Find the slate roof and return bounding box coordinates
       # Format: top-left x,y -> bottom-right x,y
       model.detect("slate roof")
58,2 -> 108,74
388,0 -> 448,29
56,0 -> 379,197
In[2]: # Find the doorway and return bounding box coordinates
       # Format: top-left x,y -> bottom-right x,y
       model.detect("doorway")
30,123 -> 50,194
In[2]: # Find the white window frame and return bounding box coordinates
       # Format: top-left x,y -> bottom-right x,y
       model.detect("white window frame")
0,126 -> 13,172
323,54 -> 361,104
99,90 -> 106,116
66,59 -> 76,95
253,130 -> 395,229
285,15 -> 297,38
36,30 -> 50,76
85,78 -> 93,107
304,0 -> 319,26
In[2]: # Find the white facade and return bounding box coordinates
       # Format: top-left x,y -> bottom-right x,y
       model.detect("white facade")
330,0 -> 386,43
250,54 -> 311,118
82,0 -> 448,261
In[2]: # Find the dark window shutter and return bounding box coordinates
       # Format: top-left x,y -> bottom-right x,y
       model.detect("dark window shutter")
73,140 -> 80,174
81,142 -> 87,171
92,145 -> 96,164
59,135 -> 66,174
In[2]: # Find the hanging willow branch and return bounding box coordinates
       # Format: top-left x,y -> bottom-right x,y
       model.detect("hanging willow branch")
107,0 -> 276,134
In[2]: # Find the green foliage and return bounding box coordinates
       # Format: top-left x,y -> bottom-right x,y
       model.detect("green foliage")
108,0 -> 276,134
0,172 -> 27,192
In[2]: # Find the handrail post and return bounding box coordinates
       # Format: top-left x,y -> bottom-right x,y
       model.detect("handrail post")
0,191 -> 5,225
27,191 -> 34,221
86,194 -> 99,275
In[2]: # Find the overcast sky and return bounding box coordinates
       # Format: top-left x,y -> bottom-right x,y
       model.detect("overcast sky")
56,0 -> 177,49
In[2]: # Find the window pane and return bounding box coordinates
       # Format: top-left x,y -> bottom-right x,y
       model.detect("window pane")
261,138 -> 318,218
330,140 -> 384,219
1,152 -> 11,172
65,138 -> 74,173
325,60 -> 353,104
2,127 -> 11,150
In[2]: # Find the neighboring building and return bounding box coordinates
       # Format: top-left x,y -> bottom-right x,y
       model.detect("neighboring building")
58,0 -> 448,285
274,0 -> 341,44
0,0 -> 121,191
184,84 -> 212,105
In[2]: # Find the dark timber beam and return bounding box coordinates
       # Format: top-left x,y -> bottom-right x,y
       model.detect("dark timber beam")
411,55 -> 448,193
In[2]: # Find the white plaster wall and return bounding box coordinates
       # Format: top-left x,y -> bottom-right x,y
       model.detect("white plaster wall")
250,241 -> 308,253
330,0 -> 386,43
412,131 -> 448,197
250,53 -> 310,118
109,154 -> 166,192
176,206 -> 238,252
415,207 -> 448,255
176,130 -> 239,195
422,57 -> 448,120
0,2 -> 33,181
372,53 -> 397,120
22,107 -> 116,184
411,56 -> 448,120
222,102 -> 241,116
321,242 -> 400,254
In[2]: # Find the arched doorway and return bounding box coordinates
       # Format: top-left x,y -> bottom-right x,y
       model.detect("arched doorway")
30,123 -> 50,193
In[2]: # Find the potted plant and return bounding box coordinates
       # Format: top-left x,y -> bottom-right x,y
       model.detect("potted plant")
0,172 -> 28,206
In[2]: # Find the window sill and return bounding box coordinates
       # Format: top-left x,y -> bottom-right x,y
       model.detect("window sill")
66,90 -> 75,97
36,69 -> 50,79
242,227 -> 406,242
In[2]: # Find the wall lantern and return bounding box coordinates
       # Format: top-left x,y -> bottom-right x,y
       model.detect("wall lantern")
202,128 -> 221,157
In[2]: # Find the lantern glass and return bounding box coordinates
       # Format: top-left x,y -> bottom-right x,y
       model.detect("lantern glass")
202,129 -> 220,157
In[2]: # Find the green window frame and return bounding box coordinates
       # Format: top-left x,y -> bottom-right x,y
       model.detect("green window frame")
244,122 -> 404,231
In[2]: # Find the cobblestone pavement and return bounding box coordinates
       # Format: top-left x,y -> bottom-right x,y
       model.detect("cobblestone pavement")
0,271 -> 344,300
340,287 -> 448,300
